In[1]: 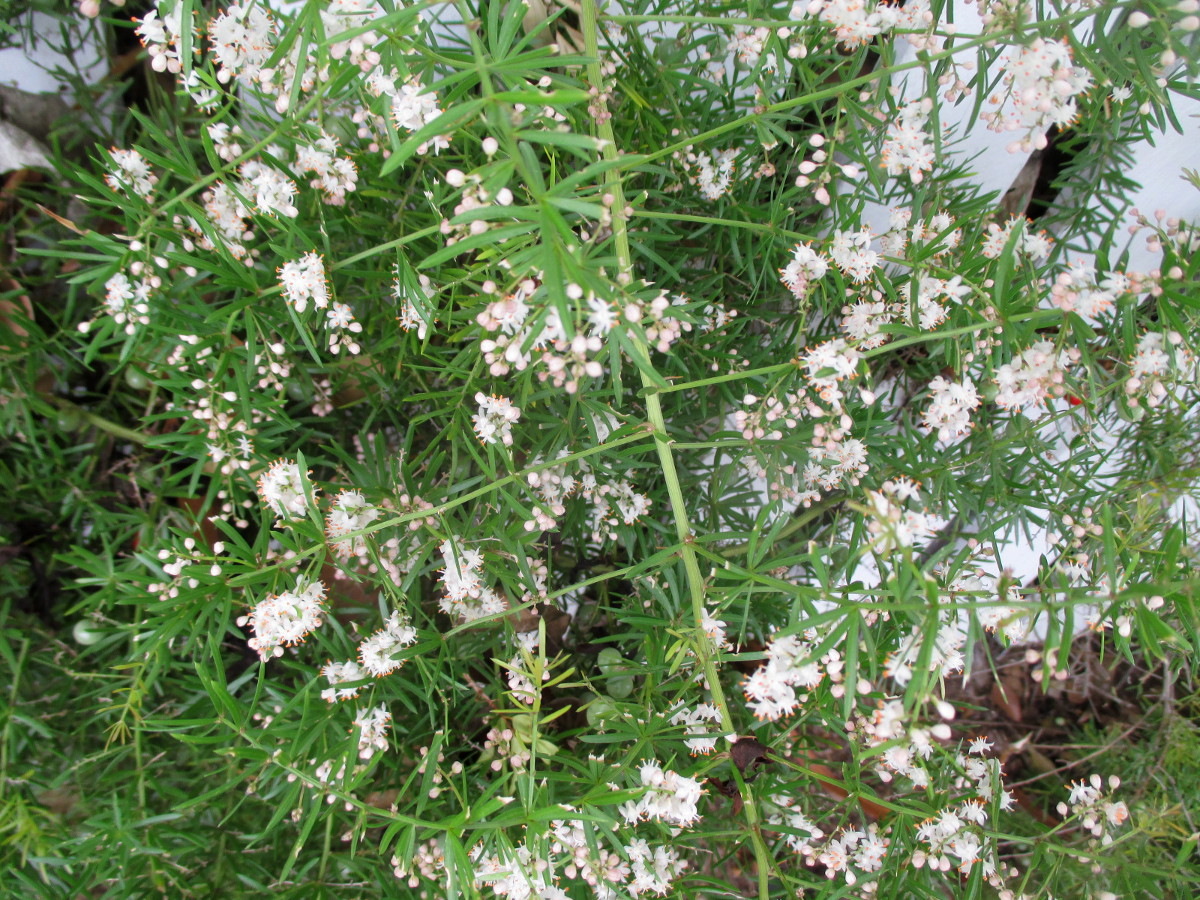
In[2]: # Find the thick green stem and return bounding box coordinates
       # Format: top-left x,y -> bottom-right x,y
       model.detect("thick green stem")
578,3 -> 776,896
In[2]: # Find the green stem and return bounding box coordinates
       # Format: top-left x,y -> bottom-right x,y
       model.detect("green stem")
358,427 -> 654,538
0,633 -> 28,801
621,9 -> 1100,171
42,394 -> 150,446
632,208 -> 817,241
578,2 -> 776,896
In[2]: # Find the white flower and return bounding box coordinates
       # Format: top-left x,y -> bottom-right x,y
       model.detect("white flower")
105,148 -> 157,198
981,216 -> 1054,261
237,578 -> 327,661
353,703 -> 392,759
829,227 -> 879,283
670,703 -> 723,755
779,242 -> 829,298
357,611 -> 418,677
293,132 -> 358,205
102,272 -> 152,334
922,376 -> 982,441
325,302 -> 363,355
392,79 -> 443,132
320,659 -> 365,702
208,2 -> 276,86
394,271 -> 434,339
241,160 -> 298,218
988,38 -> 1092,151
277,252 -> 329,313
625,839 -> 687,897
994,340 -> 1078,410
325,489 -> 380,557
881,99 -> 935,183
257,458 -> 313,519
690,148 -> 739,201
1126,331 -> 1195,409
472,393 -> 521,446
743,633 -> 827,721
865,480 -> 933,553
633,760 -> 704,826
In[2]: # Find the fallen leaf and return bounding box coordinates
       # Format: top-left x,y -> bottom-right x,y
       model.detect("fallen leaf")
730,736 -> 771,781
991,669 -> 1025,722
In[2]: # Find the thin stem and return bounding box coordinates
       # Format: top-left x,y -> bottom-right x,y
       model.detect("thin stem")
579,2 -> 777,896
622,8 -> 1101,171
42,394 -> 151,446
359,427 -> 655,538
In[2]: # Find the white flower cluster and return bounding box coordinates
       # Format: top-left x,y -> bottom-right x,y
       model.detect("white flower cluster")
986,38 -> 1092,153
742,632 -> 827,720
1126,331 -> 1195,409
700,607 -> 731,653
580,472 -> 652,543
394,270 -> 435,340
324,489 -> 381,558
850,699 -> 946,789
689,148 -> 740,201
477,279 -> 705,393
994,340 -> 1079,410
134,4 -> 185,74
621,760 -> 704,827
240,159 -> 299,218
320,0 -> 385,68
948,567 -> 1029,642
815,825 -> 890,886
764,794 -> 825,856
624,838 -> 687,897
277,252 -> 329,313
841,295 -> 892,349
922,376 -> 982,442
504,631 -> 545,704
101,272 -> 154,335
324,302 -> 363,355
1057,774 -> 1130,845
391,78 -> 448,155
293,133 -> 358,206
104,148 -> 158,198
352,703 -> 392,760
895,274 -> 971,330
881,99 -> 935,184
779,242 -> 830,299
520,454 -> 652,539
257,458 -> 313,519
526,452 -> 577,532
1048,259 -> 1132,319
792,0 -> 934,51
438,537 -> 507,623
237,577 -> 327,661
473,843 -> 566,900
470,824 -> 687,900
829,227 -> 881,283
319,660 -> 366,703
879,208 -> 962,260
179,181 -> 255,264
865,477 -> 932,553
884,615 -> 966,688
980,216 -> 1054,261
669,703 -> 723,755
472,393 -> 522,446
392,836 -> 446,890
356,611 -> 418,678
912,738 -> 1015,882
208,2 -> 276,87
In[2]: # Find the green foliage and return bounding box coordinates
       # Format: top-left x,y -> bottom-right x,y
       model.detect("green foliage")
0,0 -> 1198,897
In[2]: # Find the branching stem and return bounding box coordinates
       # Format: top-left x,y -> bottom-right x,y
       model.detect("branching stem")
578,2 -> 777,895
